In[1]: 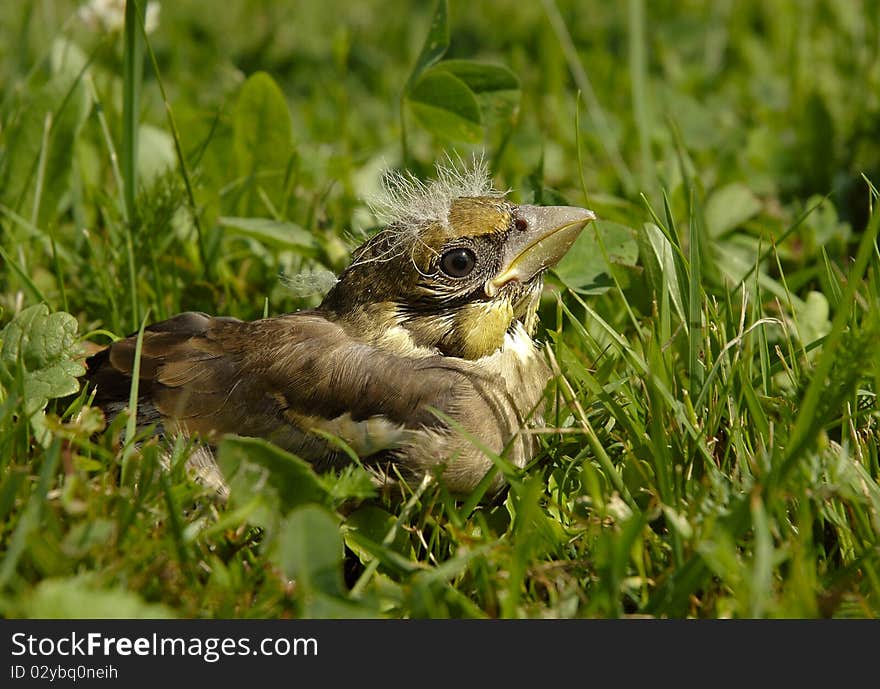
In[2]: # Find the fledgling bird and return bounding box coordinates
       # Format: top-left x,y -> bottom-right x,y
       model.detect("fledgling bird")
86,162 -> 595,496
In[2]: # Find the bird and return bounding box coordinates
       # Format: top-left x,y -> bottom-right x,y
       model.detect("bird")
85,160 -> 595,497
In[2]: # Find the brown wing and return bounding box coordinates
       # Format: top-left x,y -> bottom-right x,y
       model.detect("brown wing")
86,310 -> 549,492
85,310 -> 473,442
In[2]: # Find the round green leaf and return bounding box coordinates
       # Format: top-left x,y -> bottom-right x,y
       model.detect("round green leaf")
217,436 -> 328,514
407,70 -> 483,143
0,304 -> 84,412
233,71 -> 295,214
433,60 -> 520,92
553,221 -> 639,294
22,577 -> 174,619
275,505 -> 344,598
432,60 -> 521,143
705,183 -> 762,237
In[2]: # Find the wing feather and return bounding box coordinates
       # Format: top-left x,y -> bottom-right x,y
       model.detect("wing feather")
86,310 -> 470,439
85,309 -> 546,492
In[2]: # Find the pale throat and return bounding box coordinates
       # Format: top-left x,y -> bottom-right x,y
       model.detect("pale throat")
362,296 -> 540,363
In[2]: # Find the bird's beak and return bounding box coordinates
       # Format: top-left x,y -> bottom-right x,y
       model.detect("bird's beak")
486,205 -> 596,297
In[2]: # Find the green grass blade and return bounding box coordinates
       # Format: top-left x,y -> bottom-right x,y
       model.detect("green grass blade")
628,0 -> 654,195
0,439 -> 60,586
775,207 -> 880,486
121,310 -> 151,485
122,0 -> 145,222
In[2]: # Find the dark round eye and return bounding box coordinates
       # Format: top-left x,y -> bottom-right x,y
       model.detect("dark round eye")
439,248 -> 477,278
514,216 -> 529,232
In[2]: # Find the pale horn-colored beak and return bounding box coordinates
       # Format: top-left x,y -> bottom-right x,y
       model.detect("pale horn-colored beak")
485,205 -> 596,297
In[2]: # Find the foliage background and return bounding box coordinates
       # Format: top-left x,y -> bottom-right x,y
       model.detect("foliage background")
0,0 -> 878,618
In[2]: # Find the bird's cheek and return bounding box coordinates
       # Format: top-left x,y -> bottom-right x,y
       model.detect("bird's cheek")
451,300 -> 514,359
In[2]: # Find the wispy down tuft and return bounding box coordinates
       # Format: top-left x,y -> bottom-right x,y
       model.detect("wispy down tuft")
347,154 -> 507,269
367,153 -> 504,230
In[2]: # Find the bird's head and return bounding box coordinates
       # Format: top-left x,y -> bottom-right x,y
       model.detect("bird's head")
319,162 -> 595,360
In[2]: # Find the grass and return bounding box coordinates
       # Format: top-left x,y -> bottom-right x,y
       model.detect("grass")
0,0 -> 879,618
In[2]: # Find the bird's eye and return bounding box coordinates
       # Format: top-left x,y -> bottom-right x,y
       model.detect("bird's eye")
439,248 -> 477,278
514,216 -> 529,232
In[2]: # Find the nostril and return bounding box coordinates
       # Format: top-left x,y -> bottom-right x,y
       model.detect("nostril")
514,216 -> 528,232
